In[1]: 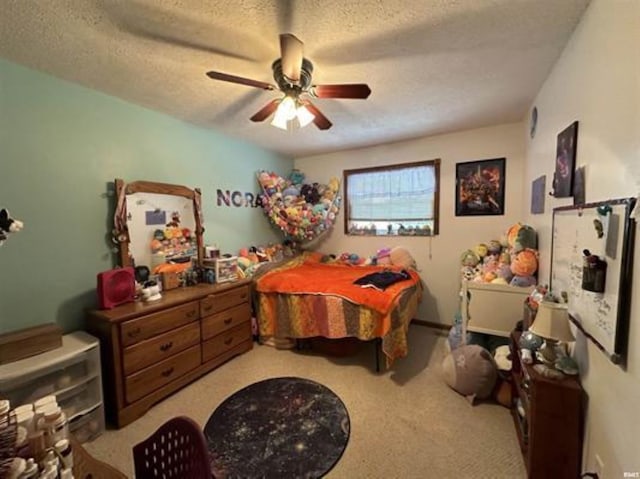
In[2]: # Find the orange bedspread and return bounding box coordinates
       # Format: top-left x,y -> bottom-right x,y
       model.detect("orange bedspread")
255,254 -> 421,315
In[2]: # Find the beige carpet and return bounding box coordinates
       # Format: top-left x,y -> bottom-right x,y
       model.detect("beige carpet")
84,326 -> 526,478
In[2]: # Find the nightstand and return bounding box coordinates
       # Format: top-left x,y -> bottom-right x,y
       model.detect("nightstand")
510,331 -> 584,478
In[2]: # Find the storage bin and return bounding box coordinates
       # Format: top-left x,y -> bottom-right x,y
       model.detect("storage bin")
0,332 -> 105,443
69,404 -> 105,443
462,281 -> 535,337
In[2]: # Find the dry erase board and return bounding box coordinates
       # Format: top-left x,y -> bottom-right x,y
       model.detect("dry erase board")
551,198 -> 636,365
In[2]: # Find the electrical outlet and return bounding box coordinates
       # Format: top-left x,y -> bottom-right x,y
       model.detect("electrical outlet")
595,454 -> 605,478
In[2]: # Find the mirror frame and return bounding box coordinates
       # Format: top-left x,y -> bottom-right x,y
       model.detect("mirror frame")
114,178 -> 204,269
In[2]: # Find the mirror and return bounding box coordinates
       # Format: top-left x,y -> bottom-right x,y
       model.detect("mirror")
113,179 -> 204,273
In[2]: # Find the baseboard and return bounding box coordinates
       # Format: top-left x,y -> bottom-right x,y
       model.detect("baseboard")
412,319 -> 451,332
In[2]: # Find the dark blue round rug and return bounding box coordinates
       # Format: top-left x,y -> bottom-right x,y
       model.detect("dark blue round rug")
205,377 -> 350,479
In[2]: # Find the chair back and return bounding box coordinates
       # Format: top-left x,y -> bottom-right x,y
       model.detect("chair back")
133,415 -> 211,478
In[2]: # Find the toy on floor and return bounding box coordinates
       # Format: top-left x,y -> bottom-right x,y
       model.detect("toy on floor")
441,344 -> 498,404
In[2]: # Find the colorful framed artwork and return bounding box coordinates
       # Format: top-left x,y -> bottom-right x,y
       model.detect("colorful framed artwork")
553,121 -> 579,198
455,158 -> 506,216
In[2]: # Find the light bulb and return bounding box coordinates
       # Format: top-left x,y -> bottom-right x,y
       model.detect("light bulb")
270,102 -> 290,130
279,96 -> 297,120
296,104 -> 315,128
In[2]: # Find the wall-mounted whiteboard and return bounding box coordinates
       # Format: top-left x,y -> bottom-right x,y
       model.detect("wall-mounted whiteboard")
551,198 -> 636,365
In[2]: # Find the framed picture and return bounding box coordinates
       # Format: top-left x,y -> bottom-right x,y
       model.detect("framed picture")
553,121 -> 579,198
215,256 -> 238,283
455,158 -> 506,216
531,175 -> 546,214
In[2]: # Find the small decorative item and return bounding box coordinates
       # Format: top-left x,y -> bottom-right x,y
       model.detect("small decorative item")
0,208 -> 24,247
455,158 -> 506,216
161,271 -> 181,290
530,175 -> 546,214
141,282 -> 162,302
216,256 -> 239,283
553,121 -> 579,198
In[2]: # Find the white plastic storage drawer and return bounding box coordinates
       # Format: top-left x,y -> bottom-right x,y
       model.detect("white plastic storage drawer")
0,332 -> 101,407
69,403 -> 105,443
57,376 -> 102,422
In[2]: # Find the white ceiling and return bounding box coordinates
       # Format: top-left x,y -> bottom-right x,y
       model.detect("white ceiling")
0,0 -> 590,158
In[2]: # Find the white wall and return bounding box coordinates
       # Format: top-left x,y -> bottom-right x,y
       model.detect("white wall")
295,122 -> 526,328
523,1 -> 640,476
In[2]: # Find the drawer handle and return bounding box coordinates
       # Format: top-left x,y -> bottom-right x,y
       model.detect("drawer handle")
240,293 -> 247,299
128,327 -> 141,338
223,317 -> 233,325
160,341 -> 173,352
224,337 -> 234,346
203,305 -> 213,312
186,310 -> 197,318
161,367 -> 174,377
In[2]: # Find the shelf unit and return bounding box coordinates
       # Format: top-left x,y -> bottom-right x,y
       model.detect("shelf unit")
0,331 -> 105,443
510,331 -> 584,478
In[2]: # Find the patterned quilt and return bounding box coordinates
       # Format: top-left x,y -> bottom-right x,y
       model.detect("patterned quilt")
254,253 -> 423,365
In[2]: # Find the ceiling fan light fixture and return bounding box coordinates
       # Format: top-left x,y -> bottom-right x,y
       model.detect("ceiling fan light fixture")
296,104 -> 315,128
270,109 -> 289,130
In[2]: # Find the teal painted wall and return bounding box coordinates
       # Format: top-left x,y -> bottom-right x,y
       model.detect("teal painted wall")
0,59 -> 292,334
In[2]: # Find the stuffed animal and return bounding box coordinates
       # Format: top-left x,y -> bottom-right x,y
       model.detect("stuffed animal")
0,209 -> 24,246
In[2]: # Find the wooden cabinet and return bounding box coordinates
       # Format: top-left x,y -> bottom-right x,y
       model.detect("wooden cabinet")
87,280 -> 252,428
510,331 -> 584,478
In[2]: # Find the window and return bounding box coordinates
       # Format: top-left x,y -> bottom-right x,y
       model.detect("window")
343,159 -> 440,236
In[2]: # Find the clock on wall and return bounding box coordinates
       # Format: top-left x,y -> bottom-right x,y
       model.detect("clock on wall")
530,106 -> 538,139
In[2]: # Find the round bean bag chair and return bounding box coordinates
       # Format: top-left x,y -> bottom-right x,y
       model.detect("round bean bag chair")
441,344 -> 498,404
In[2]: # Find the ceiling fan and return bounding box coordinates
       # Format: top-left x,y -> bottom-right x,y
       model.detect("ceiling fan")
205,34 -> 371,131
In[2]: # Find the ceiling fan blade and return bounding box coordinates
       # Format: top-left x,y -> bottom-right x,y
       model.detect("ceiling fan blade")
310,84 -> 372,99
280,33 -> 304,82
302,101 -> 333,130
206,71 -> 275,91
250,99 -> 280,122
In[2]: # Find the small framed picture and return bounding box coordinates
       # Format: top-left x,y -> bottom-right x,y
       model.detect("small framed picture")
215,256 -> 238,283
455,158 -> 506,216
553,121 -> 579,198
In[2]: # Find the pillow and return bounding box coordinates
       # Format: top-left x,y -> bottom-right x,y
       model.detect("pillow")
389,246 -> 417,270
441,345 -> 497,404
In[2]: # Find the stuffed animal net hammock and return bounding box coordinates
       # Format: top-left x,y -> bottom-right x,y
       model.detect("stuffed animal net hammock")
257,170 -> 341,242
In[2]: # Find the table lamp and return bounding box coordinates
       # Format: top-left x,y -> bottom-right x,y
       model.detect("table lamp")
529,301 -> 575,366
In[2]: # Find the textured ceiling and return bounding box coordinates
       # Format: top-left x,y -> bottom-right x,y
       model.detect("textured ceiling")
0,0 -> 590,157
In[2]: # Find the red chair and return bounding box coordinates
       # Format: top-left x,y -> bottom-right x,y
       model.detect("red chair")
132,416 -> 211,478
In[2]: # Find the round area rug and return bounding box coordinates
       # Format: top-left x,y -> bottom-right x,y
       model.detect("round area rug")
205,377 -> 350,479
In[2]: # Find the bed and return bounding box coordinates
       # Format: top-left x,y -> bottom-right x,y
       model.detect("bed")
253,252 -> 423,368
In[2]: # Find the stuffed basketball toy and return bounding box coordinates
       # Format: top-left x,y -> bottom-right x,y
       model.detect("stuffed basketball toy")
0,209 -> 24,246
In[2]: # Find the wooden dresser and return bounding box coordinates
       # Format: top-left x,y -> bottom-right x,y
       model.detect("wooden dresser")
86,280 -> 252,428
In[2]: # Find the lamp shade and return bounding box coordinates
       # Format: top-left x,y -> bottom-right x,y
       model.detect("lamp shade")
529,301 -> 575,342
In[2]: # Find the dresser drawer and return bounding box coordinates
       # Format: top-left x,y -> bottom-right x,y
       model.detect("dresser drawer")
125,345 -> 200,404
122,322 -> 201,376
202,303 -> 251,341
200,285 -> 250,317
202,322 -> 251,363
120,301 -> 199,347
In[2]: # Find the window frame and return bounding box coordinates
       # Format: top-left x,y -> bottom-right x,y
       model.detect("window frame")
342,159 -> 441,236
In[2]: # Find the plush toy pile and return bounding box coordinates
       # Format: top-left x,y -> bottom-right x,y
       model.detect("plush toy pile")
460,223 -> 539,287
257,169 -> 341,242
235,240 -> 300,278
319,246 -> 417,270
